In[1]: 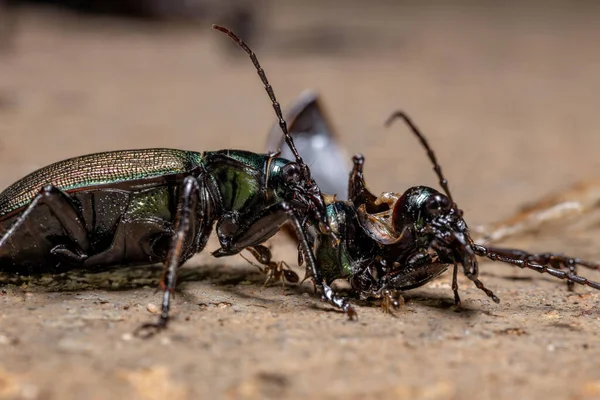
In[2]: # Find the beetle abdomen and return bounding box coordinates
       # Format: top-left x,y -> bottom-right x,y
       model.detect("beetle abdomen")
0,149 -> 203,215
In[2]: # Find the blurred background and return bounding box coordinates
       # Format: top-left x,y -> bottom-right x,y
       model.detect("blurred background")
2,2 -> 600,398
0,0 -> 599,224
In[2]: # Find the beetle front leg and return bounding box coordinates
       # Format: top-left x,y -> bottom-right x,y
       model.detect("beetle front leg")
135,176 -> 204,337
213,202 -> 357,319
348,154 -> 381,212
276,205 -> 357,319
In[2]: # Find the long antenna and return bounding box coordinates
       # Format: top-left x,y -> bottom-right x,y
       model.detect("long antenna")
212,24 -> 311,182
384,111 -> 454,204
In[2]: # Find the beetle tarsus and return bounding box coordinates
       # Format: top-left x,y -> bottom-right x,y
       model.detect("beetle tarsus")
451,263 -> 461,306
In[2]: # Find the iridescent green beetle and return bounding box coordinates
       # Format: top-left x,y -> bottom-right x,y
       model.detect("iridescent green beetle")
0,25 -> 348,335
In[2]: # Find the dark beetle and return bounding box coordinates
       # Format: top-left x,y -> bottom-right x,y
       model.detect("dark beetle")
266,96 -> 600,316
0,25 -> 350,334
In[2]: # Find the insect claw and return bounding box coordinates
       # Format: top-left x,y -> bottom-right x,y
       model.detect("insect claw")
453,293 -> 462,307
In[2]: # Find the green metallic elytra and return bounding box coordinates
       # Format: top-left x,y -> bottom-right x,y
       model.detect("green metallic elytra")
0,148 -> 296,217
0,147 -> 312,273
0,149 -> 204,216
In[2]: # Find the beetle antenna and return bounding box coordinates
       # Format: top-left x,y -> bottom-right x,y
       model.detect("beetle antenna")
212,24 -> 311,182
384,111 -> 454,204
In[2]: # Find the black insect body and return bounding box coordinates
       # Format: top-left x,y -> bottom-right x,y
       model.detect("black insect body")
272,97 -> 600,317
354,113 -> 600,304
0,25 -> 349,334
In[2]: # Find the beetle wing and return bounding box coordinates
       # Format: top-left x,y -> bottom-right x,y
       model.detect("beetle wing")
265,90 -> 351,200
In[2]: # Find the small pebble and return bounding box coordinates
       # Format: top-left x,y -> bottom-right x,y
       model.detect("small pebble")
146,303 -> 160,314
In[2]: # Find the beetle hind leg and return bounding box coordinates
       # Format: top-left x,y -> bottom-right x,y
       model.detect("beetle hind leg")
452,262 -> 461,306
0,185 -> 91,271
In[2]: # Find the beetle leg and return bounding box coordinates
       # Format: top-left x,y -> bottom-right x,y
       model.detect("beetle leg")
0,185 -> 90,262
348,154 -> 384,213
452,262 -> 461,306
432,239 -> 500,303
473,244 -> 600,291
213,202 -> 356,318
213,202 -> 309,268
479,245 -> 600,291
321,284 -> 357,319
135,176 -> 205,338
463,272 -> 499,304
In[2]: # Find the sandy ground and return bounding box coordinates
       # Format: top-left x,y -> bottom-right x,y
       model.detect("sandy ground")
1,2 -> 600,399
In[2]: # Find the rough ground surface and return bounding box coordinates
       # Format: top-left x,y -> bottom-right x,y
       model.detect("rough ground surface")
1,2 -> 600,399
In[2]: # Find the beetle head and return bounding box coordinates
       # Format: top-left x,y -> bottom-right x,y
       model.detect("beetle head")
391,185 -> 477,277
385,112 -> 479,276
277,161 -> 329,234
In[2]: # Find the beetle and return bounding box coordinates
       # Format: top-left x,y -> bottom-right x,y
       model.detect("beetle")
339,113 -> 600,311
0,25 -> 351,335
264,95 -> 600,317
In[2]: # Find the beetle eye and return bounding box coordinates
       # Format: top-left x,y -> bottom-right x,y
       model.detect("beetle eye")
425,194 -> 451,215
282,163 -> 301,184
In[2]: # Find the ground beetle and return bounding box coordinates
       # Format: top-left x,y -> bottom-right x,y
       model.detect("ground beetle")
263,95 -> 600,317
0,25 -> 351,335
